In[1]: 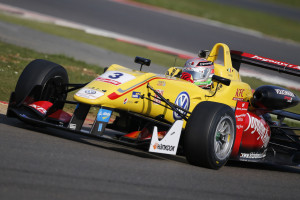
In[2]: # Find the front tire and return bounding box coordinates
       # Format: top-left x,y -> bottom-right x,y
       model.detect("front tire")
13,59 -> 68,109
184,101 -> 236,169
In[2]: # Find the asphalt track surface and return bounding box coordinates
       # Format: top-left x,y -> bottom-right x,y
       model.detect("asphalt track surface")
1,115 -> 300,200
0,0 -> 300,199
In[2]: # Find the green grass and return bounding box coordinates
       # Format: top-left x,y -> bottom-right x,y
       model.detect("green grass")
133,0 -> 300,43
0,12 -> 186,68
0,40 -> 104,102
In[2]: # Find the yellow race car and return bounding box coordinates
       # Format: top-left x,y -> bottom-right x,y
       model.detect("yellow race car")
7,43 -> 300,169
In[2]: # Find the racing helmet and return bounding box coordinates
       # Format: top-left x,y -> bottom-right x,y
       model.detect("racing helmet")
181,58 -> 214,88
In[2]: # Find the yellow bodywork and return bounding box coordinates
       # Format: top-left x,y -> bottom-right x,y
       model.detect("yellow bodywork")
74,43 -> 253,127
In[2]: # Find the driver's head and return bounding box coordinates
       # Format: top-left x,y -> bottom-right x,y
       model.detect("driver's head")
181,58 -> 214,88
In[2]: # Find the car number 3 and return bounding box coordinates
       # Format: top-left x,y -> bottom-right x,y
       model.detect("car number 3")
108,72 -> 123,79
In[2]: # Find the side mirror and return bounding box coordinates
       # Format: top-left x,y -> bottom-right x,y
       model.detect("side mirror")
135,56 -> 151,71
198,50 -> 210,58
212,75 -> 231,86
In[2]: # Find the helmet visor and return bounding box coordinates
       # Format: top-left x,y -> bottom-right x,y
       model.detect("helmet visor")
182,67 -> 210,81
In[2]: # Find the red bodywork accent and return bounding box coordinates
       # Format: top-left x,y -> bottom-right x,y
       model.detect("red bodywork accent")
108,92 -> 121,100
231,101 -> 249,157
231,101 -> 271,158
28,101 -> 53,116
241,112 -> 271,150
48,109 -> 72,124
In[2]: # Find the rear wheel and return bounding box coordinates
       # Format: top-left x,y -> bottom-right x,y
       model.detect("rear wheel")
184,101 -> 236,169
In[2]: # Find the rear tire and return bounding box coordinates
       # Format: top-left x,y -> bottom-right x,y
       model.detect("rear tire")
14,59 -> 68,110
184,101 -> 236,169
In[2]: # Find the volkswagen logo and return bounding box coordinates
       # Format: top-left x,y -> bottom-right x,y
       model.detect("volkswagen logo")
173,92 -> 190,120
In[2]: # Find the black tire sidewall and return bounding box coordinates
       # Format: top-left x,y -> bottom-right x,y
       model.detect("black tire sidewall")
184,101 -> 236,169
15,59 -> 68,106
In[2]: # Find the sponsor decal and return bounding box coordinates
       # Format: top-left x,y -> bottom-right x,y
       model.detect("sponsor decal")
153,89 -> 164,105
231,101 -> 249,157
75,88 -> 104,99
274,89 -> 295,97
236,125 -> 243,129
197,61 -> 213,66
123,98 -> 134,104
97,108 -> 112,123
173,92 -> 190,120
284,96 -> 293,103
95,77 -> 122,85
233,88 -> 245,101
95,71 -> 135,85
69,123 -> 76,130
244,113 -> 270,147
87,87 -> 106,93
251,55 -> 298,69
98,123 -> 103,132
132,91 -> 141,99
149,120 -> 183,155
152,143 -> 175,151
236,114 -> 246,122
236,107 -> 248,112
240,150 -> 267,159
233,51 -> 300,70
85,89 -> 96,94
29,104 -> 47,115
240,152 -> 265,159
157,80 -> 166,86
28,101 -> 53,115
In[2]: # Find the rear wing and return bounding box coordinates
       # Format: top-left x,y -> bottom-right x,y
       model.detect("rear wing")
230,50 -> 300,77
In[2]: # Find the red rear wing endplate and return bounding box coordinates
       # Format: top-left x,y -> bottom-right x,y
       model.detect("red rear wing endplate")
230,50 -> 300,77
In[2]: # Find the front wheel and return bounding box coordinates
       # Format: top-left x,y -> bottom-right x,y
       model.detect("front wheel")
13,59 -> 69,109
184,101 -> 236,169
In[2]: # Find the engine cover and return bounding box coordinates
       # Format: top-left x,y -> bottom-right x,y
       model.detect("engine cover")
251,85 -> 299,110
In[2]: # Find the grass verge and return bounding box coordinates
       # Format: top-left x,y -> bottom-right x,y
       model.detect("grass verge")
0,40 -> 103,102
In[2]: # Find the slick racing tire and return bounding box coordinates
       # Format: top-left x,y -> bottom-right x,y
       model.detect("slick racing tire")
14,59 -> 69,109
184,101 -> 236,170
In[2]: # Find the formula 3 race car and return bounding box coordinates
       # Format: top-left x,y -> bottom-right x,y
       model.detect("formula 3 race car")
6,43 -> 300,169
